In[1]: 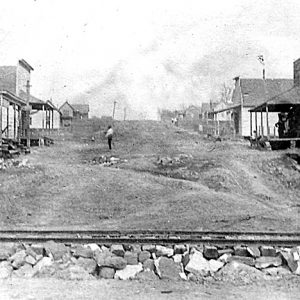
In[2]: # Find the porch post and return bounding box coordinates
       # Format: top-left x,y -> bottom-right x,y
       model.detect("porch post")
250,111 -> 252,136
18,106 -> 21,142
6,105 -> 9,138
266,103 -> 269,139
42,105 -> 45,130
52,109 -> 54,129
13,103 -> 16,139
260,109 -> 264,137
255,112 -> 258,139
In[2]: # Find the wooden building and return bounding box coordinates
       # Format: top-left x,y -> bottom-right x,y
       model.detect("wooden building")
212,77 -> 293,136
250,58 -> 300,148
0,90 -> 26,140
59,101 -> 89,127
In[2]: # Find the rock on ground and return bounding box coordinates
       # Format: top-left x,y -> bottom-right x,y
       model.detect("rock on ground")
114,263 -> 143,280
155,257 -> 182,281
99,267 -> 115,279
185,250 -> 210,276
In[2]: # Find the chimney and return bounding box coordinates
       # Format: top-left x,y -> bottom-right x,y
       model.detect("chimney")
293,58 -> 300,86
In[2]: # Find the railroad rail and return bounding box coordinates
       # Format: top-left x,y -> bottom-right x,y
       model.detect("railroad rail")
0,230 -> 300,246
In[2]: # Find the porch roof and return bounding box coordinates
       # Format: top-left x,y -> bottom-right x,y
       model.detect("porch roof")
0,90 -> 26,107
250,86 -> 300,112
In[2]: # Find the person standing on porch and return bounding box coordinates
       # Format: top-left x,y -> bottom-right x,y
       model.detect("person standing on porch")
275,113 -> 285,138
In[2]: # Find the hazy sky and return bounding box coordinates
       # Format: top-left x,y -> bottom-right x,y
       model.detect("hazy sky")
1,0 -> 300,119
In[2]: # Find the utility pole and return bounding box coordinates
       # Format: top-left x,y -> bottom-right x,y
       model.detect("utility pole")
112,100 -> 117,119
123,107 -> 126,121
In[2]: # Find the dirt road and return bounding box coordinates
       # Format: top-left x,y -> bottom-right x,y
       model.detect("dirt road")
0,120 -> 299,231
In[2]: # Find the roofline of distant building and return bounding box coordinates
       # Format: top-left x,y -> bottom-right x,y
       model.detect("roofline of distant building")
18,59 -> 34,72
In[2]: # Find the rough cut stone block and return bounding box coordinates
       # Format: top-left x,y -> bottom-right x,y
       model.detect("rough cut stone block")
182,251 -> 190,268
45,241 -> 69,260
142,259 -> 155,271
136,270 -> 159,281
0,243 -> 18,260
55,265 -> 94,280
84,243 -> 101,252
217,248 -> 234,255
203,245 -> 219,259
174,245 -> 187,255
138,251 -> 151,263
76,257 -> 97,274
228,255 -> 255,266
30,244 -> 44,256
95,250 -> 111,266
129,244 -> 142,253
260,246 -> 276,257
155,257 -> 182,280
218,253 -> 232,263
111,245 -> 125,257
104,256 -> 127,270
247,246 -> 260,258
217,261 -> 264,281
234,246 -> 249,257
255,256 -> 282,269
208,259 -> 224,273
25,255 -> 37,266
124,251 -> 138,265
10,250 -> 27,269
155,245 -> 174,257
173,254 -> 182,264
141,245 -> 156,253
114,263 -> 143,280
291,247 -> 300,261
262,266 -> 291,276
12,263 -> 34,278
293,262 -> 300,275
72,245 -> 93,259
0,261 -> 13,279
185,250 -> 210,276
99,267 -> 115,279
33,257 -> 54,273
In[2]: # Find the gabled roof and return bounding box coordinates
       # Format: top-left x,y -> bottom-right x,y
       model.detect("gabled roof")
59,101 -> 74,111
239,78 -> 293,107
0,66 -> 17,94
72,104 -> 89,114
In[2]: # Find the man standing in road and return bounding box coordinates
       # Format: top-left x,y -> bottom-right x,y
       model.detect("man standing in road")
105,125 -> 114,150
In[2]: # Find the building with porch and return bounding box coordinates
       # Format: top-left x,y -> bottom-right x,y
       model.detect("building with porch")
0,91 -> 26,140
212,76 -> 293,136
250,58 -> 300,148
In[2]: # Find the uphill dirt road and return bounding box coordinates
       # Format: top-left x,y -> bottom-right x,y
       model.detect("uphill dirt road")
0,120 -> 299,232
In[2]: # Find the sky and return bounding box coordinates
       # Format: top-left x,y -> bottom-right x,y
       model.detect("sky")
1,0 -> 300,119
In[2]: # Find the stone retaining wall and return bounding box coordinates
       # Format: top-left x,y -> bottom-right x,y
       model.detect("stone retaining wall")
0,241 -> 299,282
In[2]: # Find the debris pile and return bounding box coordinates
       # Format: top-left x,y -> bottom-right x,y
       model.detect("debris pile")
0,241 -> 299,282
0,158 -> 30,170
91,155 -> 126,167
156,154 -> 193,167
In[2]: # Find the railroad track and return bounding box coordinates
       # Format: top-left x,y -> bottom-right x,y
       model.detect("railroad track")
0,230 -> 300,246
